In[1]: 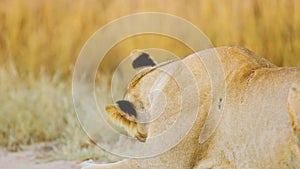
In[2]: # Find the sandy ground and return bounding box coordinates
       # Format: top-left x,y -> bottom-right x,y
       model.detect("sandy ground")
0,146 -> 80,169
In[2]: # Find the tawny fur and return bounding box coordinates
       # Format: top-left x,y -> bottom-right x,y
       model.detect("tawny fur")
83,46 -> 300,169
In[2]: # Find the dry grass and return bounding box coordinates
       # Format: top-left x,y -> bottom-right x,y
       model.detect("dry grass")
1,0 -> 299,74
0,63 -> 119,161
0,0 -> 299,161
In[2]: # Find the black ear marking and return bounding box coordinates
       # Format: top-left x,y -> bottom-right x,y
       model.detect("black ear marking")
132,52 -> 156,69
116,100 -> 137,118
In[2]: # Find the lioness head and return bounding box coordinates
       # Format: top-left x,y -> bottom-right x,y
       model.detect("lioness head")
105,51 -> 183,142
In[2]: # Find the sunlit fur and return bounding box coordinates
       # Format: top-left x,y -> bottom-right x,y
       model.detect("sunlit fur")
84,47 -> 300,169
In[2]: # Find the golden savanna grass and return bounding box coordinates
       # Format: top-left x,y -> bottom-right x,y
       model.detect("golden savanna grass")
0,0 -> 300,161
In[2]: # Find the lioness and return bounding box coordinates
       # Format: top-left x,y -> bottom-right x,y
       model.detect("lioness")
83,46 -> 300,169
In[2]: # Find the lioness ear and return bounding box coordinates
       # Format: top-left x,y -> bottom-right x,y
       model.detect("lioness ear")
131,50 -> 156,70
105,100 -> 147,142
116,100 -> 137,121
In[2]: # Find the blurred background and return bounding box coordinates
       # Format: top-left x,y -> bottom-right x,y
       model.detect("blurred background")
0,0 -> 299,164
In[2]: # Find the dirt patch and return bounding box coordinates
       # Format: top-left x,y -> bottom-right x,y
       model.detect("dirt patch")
0,145 -> 79,169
